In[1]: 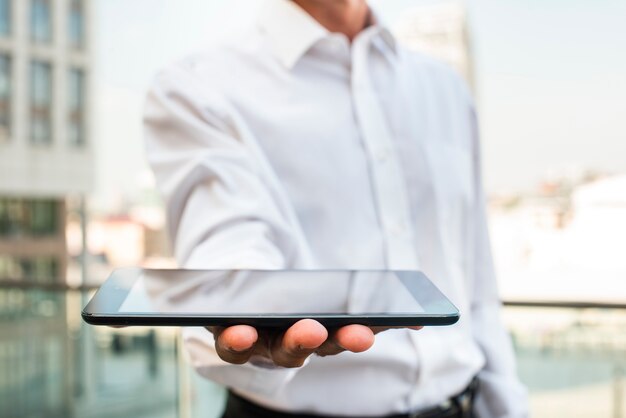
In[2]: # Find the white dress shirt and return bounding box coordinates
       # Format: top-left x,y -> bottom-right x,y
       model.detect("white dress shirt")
143,0 -> 528,416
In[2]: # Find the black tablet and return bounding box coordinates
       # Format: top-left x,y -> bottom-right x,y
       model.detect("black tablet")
82,268 -> 460,328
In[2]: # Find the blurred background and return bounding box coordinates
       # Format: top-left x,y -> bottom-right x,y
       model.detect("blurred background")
1,0 -> 625,417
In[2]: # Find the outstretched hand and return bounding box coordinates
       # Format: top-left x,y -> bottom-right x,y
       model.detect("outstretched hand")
207,319 -> 422,368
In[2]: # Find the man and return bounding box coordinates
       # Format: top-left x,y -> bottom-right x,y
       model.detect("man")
144,0 -> 528,417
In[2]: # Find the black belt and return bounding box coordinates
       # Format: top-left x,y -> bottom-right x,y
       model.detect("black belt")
223,378 -> 478,418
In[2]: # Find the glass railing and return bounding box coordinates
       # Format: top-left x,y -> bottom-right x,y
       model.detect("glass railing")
1,283 -> 625,418
502,301 -> 626,418
0,285 -> 181,418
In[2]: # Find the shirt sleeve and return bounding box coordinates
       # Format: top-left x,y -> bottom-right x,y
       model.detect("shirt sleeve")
467,105 -> 529,418
143,63 -> 307,394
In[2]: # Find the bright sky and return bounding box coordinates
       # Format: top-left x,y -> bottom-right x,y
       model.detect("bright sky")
91,0 -> 626,209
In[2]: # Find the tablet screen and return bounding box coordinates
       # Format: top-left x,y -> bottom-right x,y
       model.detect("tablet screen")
83,269 -> 458,326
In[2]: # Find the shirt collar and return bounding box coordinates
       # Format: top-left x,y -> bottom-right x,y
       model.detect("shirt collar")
257,0 -> 328,70
257,0 -> 397,70
376,25 -> 398,56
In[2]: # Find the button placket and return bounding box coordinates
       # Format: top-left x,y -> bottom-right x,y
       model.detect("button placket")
350,33 -> 420,270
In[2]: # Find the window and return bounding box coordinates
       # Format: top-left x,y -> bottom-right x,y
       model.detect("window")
0,198 -> 58,237
68,69 -> 84,146
68,0 -> 83,49
30,61 -> 52,145
31,0 -> 51,43
0,54 -> 9,141
0,0 -> 10,37
30,200 -> 58,235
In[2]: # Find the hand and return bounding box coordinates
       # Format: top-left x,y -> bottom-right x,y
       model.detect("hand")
207,319 -> 422,368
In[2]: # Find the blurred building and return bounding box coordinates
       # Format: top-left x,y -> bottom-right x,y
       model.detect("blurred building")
0,1 -> 90,417
490,173 -> 626,303
0,0 -> 91,283
394,0 -> 474,86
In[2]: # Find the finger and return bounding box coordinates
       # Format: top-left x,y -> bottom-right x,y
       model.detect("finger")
333,324 -> 375,353
214,325 -> 258,364
271,319 -> 328,368
317,325 -> 375,357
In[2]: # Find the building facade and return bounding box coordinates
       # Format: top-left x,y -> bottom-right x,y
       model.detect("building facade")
0,0 -> 91,283
394,1 -> 474,87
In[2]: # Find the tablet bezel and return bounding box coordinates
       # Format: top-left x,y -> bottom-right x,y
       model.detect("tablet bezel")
82,268 -> 460,327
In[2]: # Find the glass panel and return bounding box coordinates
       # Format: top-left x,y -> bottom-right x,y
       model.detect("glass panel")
68,0 -> 83,49
0,198 -> 58,237
2,287 -> 623,417
0,0 -> 10,37
30,0 -> 51,44
504,306 -> 626,417
68,69 -> 84,146
184,366 -> 225,418
0,287 -> 180,417
30,61 -> 52,145
0,54 -> 10,141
